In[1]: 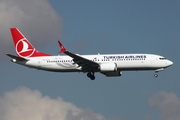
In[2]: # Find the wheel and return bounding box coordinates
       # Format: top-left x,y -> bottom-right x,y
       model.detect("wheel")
87,72 -> 91,77
87,72 -> 95,80
90,75 -> 95,80
154,74 -> 158,77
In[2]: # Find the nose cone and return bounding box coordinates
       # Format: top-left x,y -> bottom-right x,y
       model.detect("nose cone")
167,60 -> 173,67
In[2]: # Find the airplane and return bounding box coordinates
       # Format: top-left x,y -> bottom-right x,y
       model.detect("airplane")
7,28 -> 173,80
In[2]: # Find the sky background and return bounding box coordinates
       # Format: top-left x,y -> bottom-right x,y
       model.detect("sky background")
0,0 -> 180,120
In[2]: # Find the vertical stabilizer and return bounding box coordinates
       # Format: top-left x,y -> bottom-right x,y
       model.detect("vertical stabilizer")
10,28 -> 51,58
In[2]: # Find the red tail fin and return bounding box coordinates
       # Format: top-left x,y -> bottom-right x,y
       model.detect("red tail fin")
10,28 -> 51,58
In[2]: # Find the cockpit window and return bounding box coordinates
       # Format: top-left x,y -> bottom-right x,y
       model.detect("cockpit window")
159,58 -> 166,60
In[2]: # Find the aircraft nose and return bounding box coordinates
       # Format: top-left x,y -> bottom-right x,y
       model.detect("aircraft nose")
167,60 -> 173,66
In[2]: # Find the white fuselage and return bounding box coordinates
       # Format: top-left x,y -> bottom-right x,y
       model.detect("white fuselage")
13,54 -> 173,72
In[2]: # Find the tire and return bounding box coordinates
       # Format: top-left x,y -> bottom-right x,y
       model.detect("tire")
90,75 -> 95,80
154,74 -> 158,77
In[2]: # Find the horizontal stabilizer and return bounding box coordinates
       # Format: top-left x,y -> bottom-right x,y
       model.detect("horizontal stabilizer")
6,54 -> 28,61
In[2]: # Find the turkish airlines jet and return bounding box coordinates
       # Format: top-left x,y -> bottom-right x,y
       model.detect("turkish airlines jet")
7,28 -> 173,80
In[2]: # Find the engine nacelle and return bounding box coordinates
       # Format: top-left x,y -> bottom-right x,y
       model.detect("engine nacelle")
103,71 -> 122,77
100,63 -> 117,72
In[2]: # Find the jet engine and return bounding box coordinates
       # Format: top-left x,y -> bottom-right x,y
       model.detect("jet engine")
99,63 -> 117,72
102,71 -> 122,77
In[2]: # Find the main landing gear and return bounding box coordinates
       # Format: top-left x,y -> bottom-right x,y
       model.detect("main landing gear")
87,72 -> 95,80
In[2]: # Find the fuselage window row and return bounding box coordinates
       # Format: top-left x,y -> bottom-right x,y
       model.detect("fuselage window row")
47,58 -> 146,63
47,60 -> 73,63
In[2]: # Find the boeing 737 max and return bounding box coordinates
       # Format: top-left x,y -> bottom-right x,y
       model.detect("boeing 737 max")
7,28 -> 173,80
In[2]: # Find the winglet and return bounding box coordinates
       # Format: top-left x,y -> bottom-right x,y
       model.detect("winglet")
58,40 -> 67,53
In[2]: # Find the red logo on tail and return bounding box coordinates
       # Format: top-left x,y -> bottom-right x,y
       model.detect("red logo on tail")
16,38 -> 35,58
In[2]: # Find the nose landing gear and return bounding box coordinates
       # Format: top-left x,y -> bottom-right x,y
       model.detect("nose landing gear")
154,68 -> 164,77
154,74 -> 158,77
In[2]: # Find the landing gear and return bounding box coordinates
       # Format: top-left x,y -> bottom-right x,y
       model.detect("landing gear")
154,68 -> 164,78
87,72 -> 95,80
154,74 -> 158,77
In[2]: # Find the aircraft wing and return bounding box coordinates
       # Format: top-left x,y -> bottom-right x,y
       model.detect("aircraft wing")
58,41 -> 99,71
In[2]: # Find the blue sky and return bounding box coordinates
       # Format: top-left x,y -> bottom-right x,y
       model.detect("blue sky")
0,0 -> 180,120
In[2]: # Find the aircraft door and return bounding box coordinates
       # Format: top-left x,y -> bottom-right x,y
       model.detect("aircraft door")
38,60 -> 41,68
